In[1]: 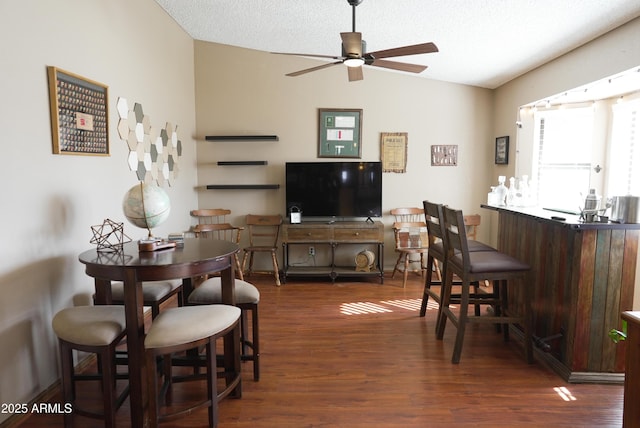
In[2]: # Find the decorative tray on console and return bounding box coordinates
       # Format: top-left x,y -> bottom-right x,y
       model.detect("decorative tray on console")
138,239 -> 177,252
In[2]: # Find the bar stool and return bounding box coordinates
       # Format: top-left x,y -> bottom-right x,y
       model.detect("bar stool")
420,201 -> 497,327
188,277 -> 261,381
144,305 -> 241,428
52,305 -> 129,428
110,279 -> 183,319
436,206 -> 533,364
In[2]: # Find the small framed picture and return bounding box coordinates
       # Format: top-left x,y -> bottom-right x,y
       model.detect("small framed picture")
495,136 -> 509,165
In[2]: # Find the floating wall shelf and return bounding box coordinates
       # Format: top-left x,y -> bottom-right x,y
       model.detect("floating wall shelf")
217,161 -> 268,166
205,135 -> 279,142
206,184 -> 280,190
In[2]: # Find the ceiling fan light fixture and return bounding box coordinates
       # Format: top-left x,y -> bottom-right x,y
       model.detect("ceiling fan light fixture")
344,57 -> 365,67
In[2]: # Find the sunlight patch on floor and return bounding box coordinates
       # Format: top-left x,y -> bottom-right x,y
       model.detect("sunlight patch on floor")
339,298 -> 445,315
554,386 -> 577,401
340,302 -> 393,315
381,299 -> 424,311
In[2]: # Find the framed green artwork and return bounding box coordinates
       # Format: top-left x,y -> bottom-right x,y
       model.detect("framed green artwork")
318,108 -> 362,158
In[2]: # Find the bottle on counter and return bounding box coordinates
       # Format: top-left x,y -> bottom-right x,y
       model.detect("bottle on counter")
584,188 -> 600,211
520,175 -> 530,206
495,176 -> 508,206
487,186 -> 498,205
507,177 -> 519,206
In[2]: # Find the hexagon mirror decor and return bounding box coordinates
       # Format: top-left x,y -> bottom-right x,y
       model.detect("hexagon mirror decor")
115,97 -> 182,186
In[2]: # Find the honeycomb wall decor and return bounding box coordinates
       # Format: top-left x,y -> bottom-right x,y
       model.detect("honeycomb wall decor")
116,97 -> 182,186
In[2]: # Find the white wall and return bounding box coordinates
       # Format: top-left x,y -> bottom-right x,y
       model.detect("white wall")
0,0 -> 197,421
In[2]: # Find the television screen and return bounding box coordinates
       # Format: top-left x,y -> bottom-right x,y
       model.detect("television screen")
285,161 -> 383,219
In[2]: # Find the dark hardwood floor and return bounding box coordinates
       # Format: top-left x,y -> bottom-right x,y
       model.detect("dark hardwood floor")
15,273 -> 624,427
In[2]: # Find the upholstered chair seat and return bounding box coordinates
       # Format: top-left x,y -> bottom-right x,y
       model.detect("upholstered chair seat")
52,305 -> 129,428
144,305 -> 242,428
188,278 -> 261,381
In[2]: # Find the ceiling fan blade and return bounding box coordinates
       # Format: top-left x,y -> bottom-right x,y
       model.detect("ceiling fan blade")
286,61 -> 343,77
340,32 -> 363,57
369,59 -> 427,74
367,42 -> 438,59
272,52 -> 341,60
347,66 -> 363,81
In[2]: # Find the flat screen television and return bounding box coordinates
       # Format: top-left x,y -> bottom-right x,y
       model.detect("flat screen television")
285,161 -> 383,220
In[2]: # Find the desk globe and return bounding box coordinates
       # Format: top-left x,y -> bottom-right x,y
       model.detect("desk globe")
122,182 -> 170,237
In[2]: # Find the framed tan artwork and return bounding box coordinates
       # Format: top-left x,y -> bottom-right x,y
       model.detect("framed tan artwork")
47,66 -> 109,156
380,132 -> 407,173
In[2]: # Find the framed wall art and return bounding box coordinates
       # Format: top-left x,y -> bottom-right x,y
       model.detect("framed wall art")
47,66 -> 109,156
318,108 -> 362,158
431,145 -> 458,166
495,136 -> 509,164
380,132 -> 407,173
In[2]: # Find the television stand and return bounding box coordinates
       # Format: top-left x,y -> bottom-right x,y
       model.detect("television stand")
281,221 -> 384,283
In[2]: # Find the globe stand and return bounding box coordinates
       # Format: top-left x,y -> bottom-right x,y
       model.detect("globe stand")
138,239 -> 176,252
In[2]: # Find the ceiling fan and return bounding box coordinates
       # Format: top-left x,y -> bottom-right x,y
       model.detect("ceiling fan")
272,0 -> 438,82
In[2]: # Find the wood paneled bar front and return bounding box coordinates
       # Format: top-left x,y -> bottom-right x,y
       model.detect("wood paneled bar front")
482,204 -> 640,383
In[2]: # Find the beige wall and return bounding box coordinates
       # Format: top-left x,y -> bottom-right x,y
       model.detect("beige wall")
0,0 -> 197,421
194,41 -> 495,267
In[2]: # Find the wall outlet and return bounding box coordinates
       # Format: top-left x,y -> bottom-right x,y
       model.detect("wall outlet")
308,246 -> 315,256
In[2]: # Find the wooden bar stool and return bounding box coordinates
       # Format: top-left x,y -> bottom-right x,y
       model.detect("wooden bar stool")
52,305 -> 129,428
144,305 -> 241,428
420,201 -> 497,327
188,278 -> 261,381
436,206 -> 533,364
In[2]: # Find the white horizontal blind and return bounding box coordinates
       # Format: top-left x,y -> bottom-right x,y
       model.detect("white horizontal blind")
607,99 -> 639,196
533,107 -> 594,211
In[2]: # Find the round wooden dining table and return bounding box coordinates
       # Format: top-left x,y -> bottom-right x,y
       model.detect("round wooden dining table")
79,238 -> 240,427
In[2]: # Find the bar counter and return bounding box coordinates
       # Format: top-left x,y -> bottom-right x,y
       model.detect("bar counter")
482,204 -> 640,383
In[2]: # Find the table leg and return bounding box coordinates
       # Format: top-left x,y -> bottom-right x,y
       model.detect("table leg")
93,278 -> 112,304
122,269 -> 147,427
220,263 -> 241,397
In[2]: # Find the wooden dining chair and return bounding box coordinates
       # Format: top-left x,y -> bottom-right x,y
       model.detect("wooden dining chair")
242,214 -> 283,286
191,209 -> 244,280
390,207 -> 429,288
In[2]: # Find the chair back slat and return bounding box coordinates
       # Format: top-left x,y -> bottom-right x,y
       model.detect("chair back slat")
190,209 -> 232,224
423,201 -> 445,247
193,223 -> 242,243
245,214 -> 283,247
391,207 -> 425,224
442,206 -> 471,269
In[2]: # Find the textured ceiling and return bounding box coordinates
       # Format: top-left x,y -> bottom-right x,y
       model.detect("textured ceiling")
155,0 -> 640,89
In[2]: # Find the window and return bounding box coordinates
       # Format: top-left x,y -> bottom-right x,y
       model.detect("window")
532,107 -> 594,211
607,99 -> 639,196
